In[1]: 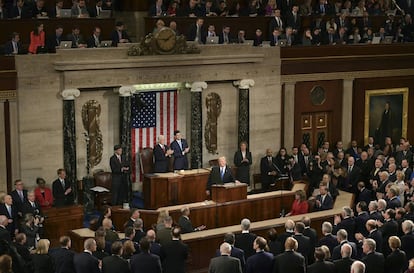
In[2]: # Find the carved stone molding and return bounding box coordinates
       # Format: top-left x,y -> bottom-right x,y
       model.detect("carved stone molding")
233,79 -> 255,90
186,81 -> 208,92
118,85 -> 136,97
61,89 -> 80,100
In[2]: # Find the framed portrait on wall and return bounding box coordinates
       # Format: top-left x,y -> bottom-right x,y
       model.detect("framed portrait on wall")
364,88 -> 409,145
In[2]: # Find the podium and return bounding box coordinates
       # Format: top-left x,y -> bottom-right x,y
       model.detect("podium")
211,183 -> 248,203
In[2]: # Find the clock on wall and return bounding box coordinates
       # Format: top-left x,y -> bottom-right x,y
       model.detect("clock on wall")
310,85 -> 326,105
153,27 -> 177,54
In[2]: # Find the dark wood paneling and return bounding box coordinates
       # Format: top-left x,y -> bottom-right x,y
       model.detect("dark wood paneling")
294,80 -> 343,149
43,205 -> 84,246
0,18 -> 115,45
282,55 -> 414,75
0,72 -> 17,91
0,56 -> 16,70
122,1 -> 149,11
352,77 -> 414,147
144,15 -> 391,40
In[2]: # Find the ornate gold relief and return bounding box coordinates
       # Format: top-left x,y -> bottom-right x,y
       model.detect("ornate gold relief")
301,114 -> 312,130
81,100 -> 103,174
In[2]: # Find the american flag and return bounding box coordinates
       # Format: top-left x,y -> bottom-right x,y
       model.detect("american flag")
131,91 -> 177,182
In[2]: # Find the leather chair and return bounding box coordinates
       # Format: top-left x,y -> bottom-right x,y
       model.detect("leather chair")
140,147 -> 154,174
94,171 -> 112,210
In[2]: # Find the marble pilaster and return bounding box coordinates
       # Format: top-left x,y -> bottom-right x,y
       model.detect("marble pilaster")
61,89 -> 80,204
186,82 -> 208,169
284,82 -> 296,149
234,79 -> 255,146
342,79 -> 354,145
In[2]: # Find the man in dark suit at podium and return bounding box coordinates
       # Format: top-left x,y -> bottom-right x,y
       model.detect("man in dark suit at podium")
52,168 -> 73,207
206,156 -> 236,196
110,144 -> 129,205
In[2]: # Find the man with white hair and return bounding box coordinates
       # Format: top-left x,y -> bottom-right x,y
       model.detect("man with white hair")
333,206 -> 356,241
208,242 -> 242,273
361,238 -> 384,273
401,220 -> 414,260
153,135 -> 173,173
235,218 -> 257,259
333,243 -> 355,273
368,201 -> 382,221
278,219 -> 295,251
331,229 -> 358,260
351,261 -> 366,273
74,238 -> 100,273
0,215 -> 11,242
318,221 -> 338,254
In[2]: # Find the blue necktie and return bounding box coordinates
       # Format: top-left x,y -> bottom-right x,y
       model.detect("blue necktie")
220,168 -> 224,180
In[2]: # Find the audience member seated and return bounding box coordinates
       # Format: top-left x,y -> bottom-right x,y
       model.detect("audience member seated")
218,25 -> 233,44
89,0 -> 104,17
32,0 -> 48,18
4,32 -> 22,55
111,21 -> 130,47
49,0 -> 63,18
34,178 -> 53,209
202,0 -> 218,16
285,189 -> 309,216
281,27 -> 297,46
167,1 -> 178,16
66,25 -> 87,48
314,183 -> 334,211
187,18 -> 206,44
32,239 -> 54,273
28,22 -> 45,54
71,0 -> 89,18
46,25 -> 64,53
149,0 -> 166,17
87,27 -> 102,48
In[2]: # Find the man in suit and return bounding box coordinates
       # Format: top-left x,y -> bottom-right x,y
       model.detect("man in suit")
49,0 -> 63,18
344,156 -> 361,192
187,18 -> 206,44
206,156 -> 236,196
0,215 -> 11,243
111,21 -> 130,47
351,261 -> 366,273
9,0 -> 30,19
52,168 -> 73,207
235,218 -> 257,259
218,26 -> 233,44
245,236 -> 274,273
10,179 -> 28,217
354,202 -> 370,236
124,208 -> 140,228
21,191 -> 42,218
277,219 -> 295,251
215,233 -> 246,270
333,243 -> 356,273
66,26 -> 86,48
274,237 -> 306,273
4,32 -> 22,55
102,241 -> 130,273
356,182 -> 373,206
260,149 -> 278,191
133,219 -> 145,243
46,25 -> 64,53
178,206 -> 205,234
131,237 -> 162,273
361,238 -> 385,273
302,216 -> 317,264
88,0 -> 103,17
401,220 -> 414,261
73,238 -> 100,273
286,5 -> 301,34
355,219 -> 382,252
110,144 -> 129,205
87,26 -> 102,48
386,186 -> 401,209
160,227 -> 188,273
332,229 -> 358,260
209,242 -> 242,273
346,140 -> 360,160
0,195 -> 18,237
318,221 -> 338,254
293,222 -> 311,265
268,9 -> 284,36
13,233 -> 32,273
170,130 -> 190,170
233,141 -> 252,185
49,235 -> 76,273
157,216 -> 173,246
380,208 -> 399,257
71,0 -> 89,17
333,206 -> 356,241
146,229 -> 161,256
314,183 -> 333,211
153,135 -> 173,173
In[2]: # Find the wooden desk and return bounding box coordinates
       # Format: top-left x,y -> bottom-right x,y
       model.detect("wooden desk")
43,205 -> 84,247
69,228 -> 125,252
143,169 -> 209,209
112,183 -> 304,231
211,183 -> 247,203
181,190 -> 354,272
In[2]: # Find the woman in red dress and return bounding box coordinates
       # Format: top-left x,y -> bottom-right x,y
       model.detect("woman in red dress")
285,189 -> 309,216
34,177 -> 53,209
28,22 -> 45,54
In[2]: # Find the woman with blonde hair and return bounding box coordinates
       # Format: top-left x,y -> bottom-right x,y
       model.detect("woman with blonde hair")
32,239 -> 54,273
156,209 -> 169,231
285,189 -> 309,216
386,236 -> 407,273
0,255 -> 12,273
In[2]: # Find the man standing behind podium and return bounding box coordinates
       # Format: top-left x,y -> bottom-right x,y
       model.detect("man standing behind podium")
154,135 -> 173,173
206,156 -> 236,196
52,168 -> 73,207
110,144 -> 129,205
170,130 -> 190,170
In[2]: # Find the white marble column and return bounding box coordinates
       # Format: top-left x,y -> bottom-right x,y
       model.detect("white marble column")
186,82 -> 208,169
342,79 -> 354,145
61,88 -> 80,203
284,82 -> 296,149
234,79 -> 255,146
